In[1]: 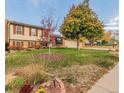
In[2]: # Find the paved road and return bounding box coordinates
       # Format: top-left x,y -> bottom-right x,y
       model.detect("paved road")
88,64 -> 119,93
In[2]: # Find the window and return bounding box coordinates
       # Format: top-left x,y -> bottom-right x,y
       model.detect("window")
16,25 -> 22,35
16,41 -> 21,47
30,42 -> 34,46
28,41 -> 35,47
31,28 -> 36,36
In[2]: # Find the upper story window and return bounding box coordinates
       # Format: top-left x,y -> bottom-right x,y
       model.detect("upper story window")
16,25 -> 22,35
31,28 -> 36,36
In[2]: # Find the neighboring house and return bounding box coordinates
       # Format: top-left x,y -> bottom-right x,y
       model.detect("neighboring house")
64,39 -> 83,48
5,19 -> 64,50
51,34 -> 64,47
110,30 -> 119,41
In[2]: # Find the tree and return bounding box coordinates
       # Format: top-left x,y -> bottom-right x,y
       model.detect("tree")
101,31 -> 112,44
83,0 -> 89,6
60,0 -> 104,50
80,37 -> 87,42
40,16 -> 57,54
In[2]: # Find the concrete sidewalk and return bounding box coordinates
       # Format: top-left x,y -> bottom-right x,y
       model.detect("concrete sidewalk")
88,64 -> 119,93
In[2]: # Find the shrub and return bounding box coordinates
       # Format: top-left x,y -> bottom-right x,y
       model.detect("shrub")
35,45 -> 41,49
9,45 -> 16,50
9,45 -> 24,50
30,72 -> 48,85
19,84 -> 33,93
5,76 -> 25,91
26,48 -> 32,51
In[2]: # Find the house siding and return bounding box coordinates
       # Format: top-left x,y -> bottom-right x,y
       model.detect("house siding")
9,24 -> 43,41
64,40 -> 82,48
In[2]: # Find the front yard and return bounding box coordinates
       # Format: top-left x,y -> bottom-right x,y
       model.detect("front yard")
5,48 -> 119,93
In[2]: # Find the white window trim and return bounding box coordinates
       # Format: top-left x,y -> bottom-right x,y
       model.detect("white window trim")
31,28 -> 36,36
16,25 -> 22,35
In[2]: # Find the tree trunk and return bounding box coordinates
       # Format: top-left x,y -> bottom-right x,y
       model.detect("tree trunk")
77,34 -> 80,50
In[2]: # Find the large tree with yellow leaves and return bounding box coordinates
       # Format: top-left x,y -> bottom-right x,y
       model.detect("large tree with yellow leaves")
60,0 -> 104,50
101,31 -> 112,44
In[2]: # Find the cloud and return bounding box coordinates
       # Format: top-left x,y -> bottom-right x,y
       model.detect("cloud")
105,22 -> 118,26
111,16 -> 119,22
26,0 -> 46,6
27,0 -> 54,6
29,0 -> 41,5
104,27 -> 119,30
104,16 -> 119,31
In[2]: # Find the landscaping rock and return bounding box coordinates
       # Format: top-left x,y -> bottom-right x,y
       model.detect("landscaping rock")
32,77 -> 66,93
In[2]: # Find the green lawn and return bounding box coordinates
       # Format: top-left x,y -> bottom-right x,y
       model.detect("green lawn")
6,48 -> 118,72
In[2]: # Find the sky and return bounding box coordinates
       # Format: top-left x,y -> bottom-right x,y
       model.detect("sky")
6,0 -> 119,33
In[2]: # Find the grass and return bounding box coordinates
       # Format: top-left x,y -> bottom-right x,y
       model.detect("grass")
81,45 -> 114,49
5,76 -> 25,91
5,48 -> 119,93
64,75 -> 77,84
30,72 -> 48,85
6,48 -> 118,72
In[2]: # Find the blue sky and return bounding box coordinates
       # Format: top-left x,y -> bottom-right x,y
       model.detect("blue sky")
6,0 -> 119,32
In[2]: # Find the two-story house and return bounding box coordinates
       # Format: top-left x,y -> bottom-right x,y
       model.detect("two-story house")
5,19 -> 50,49
5,19 -> 65,50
